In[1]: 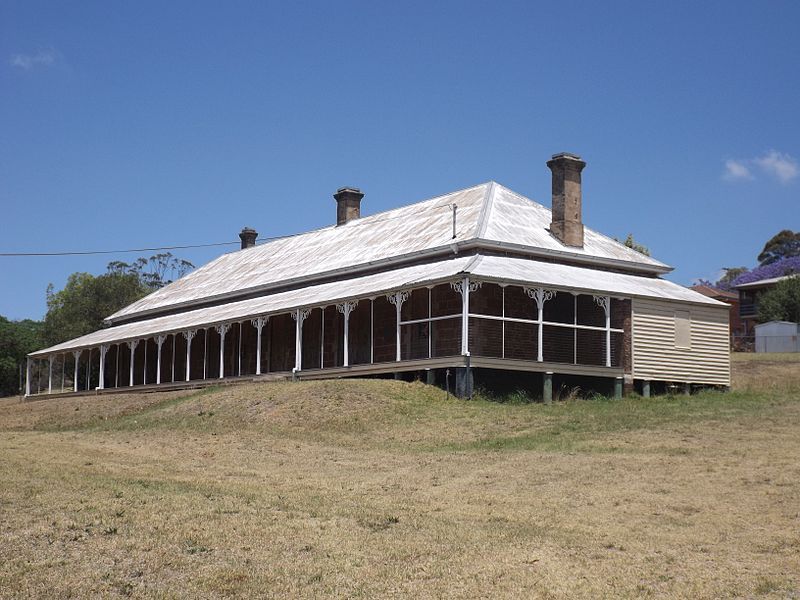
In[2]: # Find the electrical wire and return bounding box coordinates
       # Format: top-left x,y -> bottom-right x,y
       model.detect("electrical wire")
0,241 -> 241,257
0,199 -> 458,257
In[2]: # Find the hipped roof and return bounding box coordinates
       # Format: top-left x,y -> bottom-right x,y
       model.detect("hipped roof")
107,182 -> 671,324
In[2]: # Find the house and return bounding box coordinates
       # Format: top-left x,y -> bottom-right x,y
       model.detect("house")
689,284 -> 742,339
734,275 -> 795,338
26,153 -> 731,400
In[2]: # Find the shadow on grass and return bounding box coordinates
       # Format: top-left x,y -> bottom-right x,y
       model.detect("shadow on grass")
436,389 -> 785,453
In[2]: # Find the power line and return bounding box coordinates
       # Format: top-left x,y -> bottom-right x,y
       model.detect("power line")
0,200 -> 457,257
0,241 -> 240,257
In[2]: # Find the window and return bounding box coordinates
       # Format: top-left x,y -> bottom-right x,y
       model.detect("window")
675,310 -> 691,349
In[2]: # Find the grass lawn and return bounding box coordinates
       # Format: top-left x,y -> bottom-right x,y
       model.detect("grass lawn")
1,356 -> 799,598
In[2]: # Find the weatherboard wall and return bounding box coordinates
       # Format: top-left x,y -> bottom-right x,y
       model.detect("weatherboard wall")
631,298 -> 730,386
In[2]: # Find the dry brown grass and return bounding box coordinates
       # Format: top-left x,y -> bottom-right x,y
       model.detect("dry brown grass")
1,361 -> 799,598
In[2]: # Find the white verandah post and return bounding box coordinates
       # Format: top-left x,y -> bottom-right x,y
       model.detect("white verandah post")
237,322 -> 243,376
337,301 -> 358,367
370,299 -> 375,364
320,307 -> 325,369
25,357 -> 31,397
203,327 -> 208,379
156,335 -> 166,385
594,295 -> 612,367
387,291 -> 409,362
216,324 -> 231,379
47,355 -> 54,394
452,277 -> 481,356
501,285 -> 506,359
72,350 -> 81,393
251,317 -> 268,375
183,330 -> 196,382
526,287 -> 555,362
427,286 -> 432,359
98,344 -> 108,390
128,340 -> 139,386
292,309 -> 310,372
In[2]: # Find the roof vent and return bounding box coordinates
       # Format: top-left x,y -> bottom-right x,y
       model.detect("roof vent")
547,152 -> 586,247
333,187 -> 364,226
239,227 -> 258,249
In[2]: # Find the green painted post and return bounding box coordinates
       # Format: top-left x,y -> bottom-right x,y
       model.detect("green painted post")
543,372 -> 553,404
643,380 -> 651,398
614,377 -> 623,399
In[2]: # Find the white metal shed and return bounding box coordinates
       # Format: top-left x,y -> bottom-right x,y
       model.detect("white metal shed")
754,321 -> 800,353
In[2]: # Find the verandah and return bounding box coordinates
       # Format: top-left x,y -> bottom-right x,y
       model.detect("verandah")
25,279 -> 627,396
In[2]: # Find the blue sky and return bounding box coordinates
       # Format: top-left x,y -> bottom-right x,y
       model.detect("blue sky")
1,1 -> 798,321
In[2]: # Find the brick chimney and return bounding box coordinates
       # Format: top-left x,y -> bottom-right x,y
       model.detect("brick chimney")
547,152 -> 586,247
239,227 -> 258,249
333,187 -> 364,226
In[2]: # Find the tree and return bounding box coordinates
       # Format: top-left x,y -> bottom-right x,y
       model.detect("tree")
732,256 -> 800,287
757,230 -> 800,266
41,253 -> 195,347
616,234 -> 651,256
715,267 -> 749,291
0,317 -> 43,396
42,271 -> 150,347
106,253 -> 194,290
757,276 -> 800,323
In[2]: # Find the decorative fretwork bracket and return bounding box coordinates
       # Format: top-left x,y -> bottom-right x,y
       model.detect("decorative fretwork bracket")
251,316 -> 268,331
524,287 -> 555,310
451,280 -> 482,296
387,290 -> 410,309
336,300 -> 358,318
593,295 -> 610,317
292,308 -> 311,323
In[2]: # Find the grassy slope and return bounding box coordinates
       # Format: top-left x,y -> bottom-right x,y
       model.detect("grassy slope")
0,355 -> 799,598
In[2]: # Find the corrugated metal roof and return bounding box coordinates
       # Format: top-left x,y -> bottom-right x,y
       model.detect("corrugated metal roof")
734,274 -> 796,289
31,256 -> 474,356
107,182 -> 670,323
469,255 -> 726,307
32,254 -> 717,357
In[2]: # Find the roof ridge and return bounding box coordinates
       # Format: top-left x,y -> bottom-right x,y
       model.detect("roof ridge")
475,182 -> 496,238
491,182 -> 549,211
238,181 -> 493,250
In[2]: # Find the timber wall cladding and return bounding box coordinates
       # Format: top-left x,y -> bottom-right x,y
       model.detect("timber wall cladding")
632,298 -> 730,385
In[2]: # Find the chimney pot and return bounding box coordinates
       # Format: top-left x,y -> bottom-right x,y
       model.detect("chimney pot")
239,227 -> 258,250
547,152 -> 586,247
333,187 -> 364,226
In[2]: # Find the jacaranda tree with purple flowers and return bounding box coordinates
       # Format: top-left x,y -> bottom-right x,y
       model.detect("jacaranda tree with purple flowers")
731,256 -> 800,286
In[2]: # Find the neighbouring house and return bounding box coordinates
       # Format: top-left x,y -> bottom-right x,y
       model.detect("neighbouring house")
734,275 -> 796,337
754,321 -> 800,353
26,153 -> 731,400
689,284 -> 742,340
